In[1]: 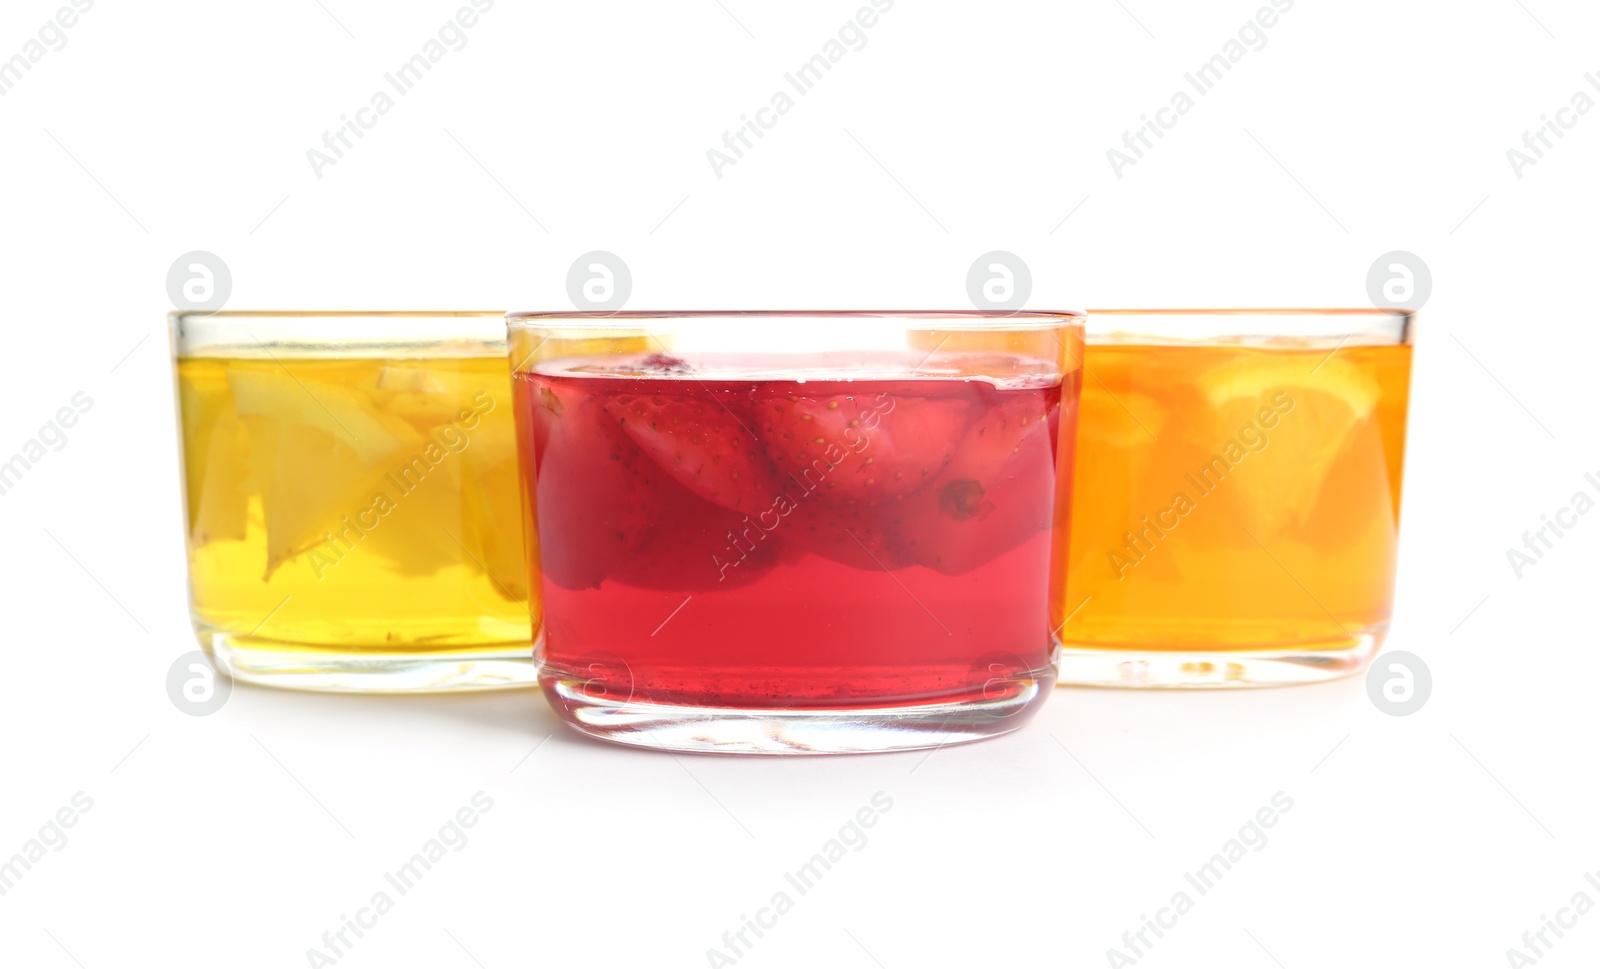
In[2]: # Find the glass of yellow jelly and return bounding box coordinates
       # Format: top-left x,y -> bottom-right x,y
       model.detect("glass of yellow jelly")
1056,310 -> 1414,687
171,311 -> 536,691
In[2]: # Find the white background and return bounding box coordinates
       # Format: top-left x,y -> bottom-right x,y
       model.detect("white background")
2,1 -> 1597,966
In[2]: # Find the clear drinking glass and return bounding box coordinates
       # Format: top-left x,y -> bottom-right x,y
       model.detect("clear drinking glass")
508,310 -> 1084,753
171,311 -> 536,691
1059,309 -> 1414,687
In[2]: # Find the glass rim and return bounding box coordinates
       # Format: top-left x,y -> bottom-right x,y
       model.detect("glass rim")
168,309 -> 504,324
1084,307 -> 1414,346
170,310 -> 510,359
506,309 -> 1085,330
1087,307 -> 1414,318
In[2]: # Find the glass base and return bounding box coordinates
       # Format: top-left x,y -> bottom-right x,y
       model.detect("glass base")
1055,629 -> 1383,688
202,628 -> 537,693
539,667 -> 1057,755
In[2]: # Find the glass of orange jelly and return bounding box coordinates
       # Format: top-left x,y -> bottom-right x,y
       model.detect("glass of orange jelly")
171,311 -> 535,691
1057,310 -> 1414,687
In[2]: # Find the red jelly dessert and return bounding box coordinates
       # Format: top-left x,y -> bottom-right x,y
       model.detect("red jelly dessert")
514,345 -> 1078,751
